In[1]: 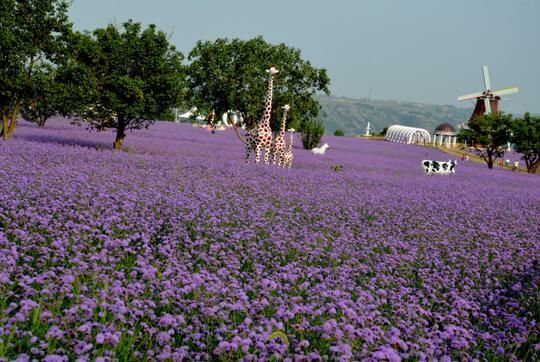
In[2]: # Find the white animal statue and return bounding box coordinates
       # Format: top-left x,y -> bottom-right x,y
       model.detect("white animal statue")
270,104 -> 291,166
281,128 -> 295,168
421,160 -> 457,175
312,143 -> 330,155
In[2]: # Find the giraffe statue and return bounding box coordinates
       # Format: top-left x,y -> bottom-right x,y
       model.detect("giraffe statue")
270,104 -> 290,166
281,128 -> 295,168
245,67 -> 278,164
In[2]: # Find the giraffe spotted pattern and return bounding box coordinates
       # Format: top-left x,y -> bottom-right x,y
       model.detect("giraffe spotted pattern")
281,129 -> 295,168
245,67 -> 278,164
270,104 -> 290,167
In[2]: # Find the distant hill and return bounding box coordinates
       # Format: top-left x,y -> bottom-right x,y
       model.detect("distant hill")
318,95 -> 472,136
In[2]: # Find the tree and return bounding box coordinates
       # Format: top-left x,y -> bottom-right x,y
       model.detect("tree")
19,64 -> 61,127
19,52 -> 98,128
510,113 -> 540,173
458,113 -> 512,169
71,21 -> 185,149
301,119 -> 325,149
0,0 -> 71,140
186,36 -> 330,132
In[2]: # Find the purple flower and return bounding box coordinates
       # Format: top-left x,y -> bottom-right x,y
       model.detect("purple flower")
46,326 -> 64,340
43,355 -> 68,362
372,346 -> 401,362
1,119 -> 538,360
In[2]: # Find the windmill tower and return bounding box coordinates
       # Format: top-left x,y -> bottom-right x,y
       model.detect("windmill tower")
458,65 -> 518,123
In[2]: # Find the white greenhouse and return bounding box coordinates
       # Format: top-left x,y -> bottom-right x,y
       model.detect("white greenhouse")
384,125 -> 431,145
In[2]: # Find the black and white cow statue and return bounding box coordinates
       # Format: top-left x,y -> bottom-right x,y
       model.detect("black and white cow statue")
421,160 -> 457,175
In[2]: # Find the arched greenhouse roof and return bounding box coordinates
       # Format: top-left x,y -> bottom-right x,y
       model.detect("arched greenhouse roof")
385,125 -> 431,144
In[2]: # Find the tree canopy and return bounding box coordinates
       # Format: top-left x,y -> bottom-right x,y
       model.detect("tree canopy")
19,63 -> 63,127
186,36 -> 330,131
70,20 -> 185,149
458,113 -> 512,169
510,113 -> 540,173
0,0 -> 71,140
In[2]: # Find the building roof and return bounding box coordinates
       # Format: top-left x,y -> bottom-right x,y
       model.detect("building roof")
434,123 -> 456,135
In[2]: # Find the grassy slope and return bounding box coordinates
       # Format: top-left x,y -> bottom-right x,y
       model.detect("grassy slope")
318,95 -> 472,136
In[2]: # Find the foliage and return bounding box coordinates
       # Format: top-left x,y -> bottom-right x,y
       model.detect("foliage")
379,127 -> 388,137
510,112 -> 540,173
19,64 -> 61,127
458,113 -> 512,169
300,119 -> 325,150
186,36 -> 330,131
51,31 -> 101,119
333,129 -> 344,136
155,109 -> 176,122
0,0 -> 72,140
69,20 -> 185,149
267,331 -> 290,347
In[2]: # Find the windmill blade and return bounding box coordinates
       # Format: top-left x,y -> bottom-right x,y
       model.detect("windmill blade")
457,91 -> 484,101
484,97 -> 492,114
492,87 -> 519,97
483,65 -> 492,90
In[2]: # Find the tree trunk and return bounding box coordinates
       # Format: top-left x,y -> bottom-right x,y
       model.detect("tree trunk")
113,121 -> 126,150
230,120 -> 247,144
484,149 -> 495,169
529,160 -> 539,174
1,103 -> 20,141
1,115 -> 6,139
113,136 -> 124,150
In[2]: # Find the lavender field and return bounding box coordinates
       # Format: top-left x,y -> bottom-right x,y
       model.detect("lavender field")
1,120 -> 539,361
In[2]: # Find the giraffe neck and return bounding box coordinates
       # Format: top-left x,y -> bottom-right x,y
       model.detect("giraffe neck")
259,75 -> 274,130
287,133 -> 294,152
279,109 -> 288,137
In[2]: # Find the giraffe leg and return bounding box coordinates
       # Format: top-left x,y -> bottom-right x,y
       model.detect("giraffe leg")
272,149 -> 278,165
245,145 -> 251,163
286,156 -> 292,168
264,146 -> 271,165
255,143 -> 262,164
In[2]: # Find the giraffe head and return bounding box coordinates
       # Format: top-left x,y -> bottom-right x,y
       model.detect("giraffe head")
282,104 -> 290,112
266,67 -> 279,75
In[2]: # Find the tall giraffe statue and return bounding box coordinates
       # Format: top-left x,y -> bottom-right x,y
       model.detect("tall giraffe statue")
271,104 -> 290,166
281,128 -> 295,168
245,67 -> 278,164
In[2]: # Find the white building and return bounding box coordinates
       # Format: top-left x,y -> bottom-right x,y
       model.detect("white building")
433,123 -> 457,147
385,125 -> 431,144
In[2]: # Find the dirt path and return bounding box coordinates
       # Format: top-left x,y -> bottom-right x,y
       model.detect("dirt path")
431,144 -> 532,173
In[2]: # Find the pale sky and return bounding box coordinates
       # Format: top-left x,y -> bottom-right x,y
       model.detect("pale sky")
68,0 -> 540,114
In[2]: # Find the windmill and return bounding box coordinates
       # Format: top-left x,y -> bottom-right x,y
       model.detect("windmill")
457,65 -> 518,123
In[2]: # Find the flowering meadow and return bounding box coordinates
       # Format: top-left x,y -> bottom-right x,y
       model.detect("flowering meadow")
0,120 -> 539,361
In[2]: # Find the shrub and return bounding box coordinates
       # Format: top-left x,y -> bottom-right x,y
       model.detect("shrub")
301,119 -> 325,149
334,129 -> 345,136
